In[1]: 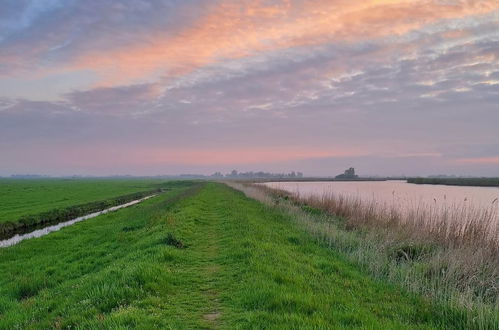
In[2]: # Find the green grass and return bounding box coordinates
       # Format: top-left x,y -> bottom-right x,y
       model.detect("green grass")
0,182 -> 467,328
234,182 -> 498,328
0,178 -> 167,223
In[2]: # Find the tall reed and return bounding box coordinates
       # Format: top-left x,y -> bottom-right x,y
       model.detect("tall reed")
302,190 -> 498,251
226,181 -> 499,329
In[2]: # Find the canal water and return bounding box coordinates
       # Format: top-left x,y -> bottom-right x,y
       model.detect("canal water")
0,195 -> 156,248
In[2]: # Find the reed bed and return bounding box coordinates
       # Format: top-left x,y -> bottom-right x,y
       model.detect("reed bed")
226,181 -> 499,329
302,190 -> 498,251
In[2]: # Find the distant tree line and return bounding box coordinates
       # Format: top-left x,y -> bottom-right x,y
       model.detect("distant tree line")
408,177 -> 499,187
210,170 -> 304,179
9,174 -> 50,179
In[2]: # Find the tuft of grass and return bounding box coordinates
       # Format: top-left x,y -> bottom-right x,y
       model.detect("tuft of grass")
389,243 -> 436,263
122,224 -> 143,232
164,233 -> 185,248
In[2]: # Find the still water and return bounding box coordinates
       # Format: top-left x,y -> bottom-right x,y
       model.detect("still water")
262,180 -> 499,216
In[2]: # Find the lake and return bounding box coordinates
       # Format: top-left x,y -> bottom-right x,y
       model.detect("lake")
261,180 -> 499,224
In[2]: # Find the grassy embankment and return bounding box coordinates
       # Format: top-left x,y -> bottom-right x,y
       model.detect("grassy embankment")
230,182 -> 498,329
0,178 -> 170,238
408,177 -> 499,187
0,182 -> 468,328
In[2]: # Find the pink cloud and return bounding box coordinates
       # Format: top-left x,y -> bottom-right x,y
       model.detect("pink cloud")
2,142 -> 367,169
65,0 -> 499,85
65,146 -> 367,167
137,148 -> 367,165
457,156 -> 499,164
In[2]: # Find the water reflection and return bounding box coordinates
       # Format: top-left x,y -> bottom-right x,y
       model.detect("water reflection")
262,180 -> 499,223
0,195 -> 155,248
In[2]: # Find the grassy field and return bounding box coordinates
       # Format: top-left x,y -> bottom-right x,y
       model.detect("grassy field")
408,177 -> 499,187
0,182 -> 472,328
0,178 -> 167,223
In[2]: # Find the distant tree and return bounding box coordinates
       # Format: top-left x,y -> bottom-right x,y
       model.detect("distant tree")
335,167 -> 358,179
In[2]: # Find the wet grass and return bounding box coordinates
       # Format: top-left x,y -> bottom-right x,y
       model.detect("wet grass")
0,183 -> 477,328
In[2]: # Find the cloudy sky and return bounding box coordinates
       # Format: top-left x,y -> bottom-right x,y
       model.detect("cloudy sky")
1,0 -> 498,176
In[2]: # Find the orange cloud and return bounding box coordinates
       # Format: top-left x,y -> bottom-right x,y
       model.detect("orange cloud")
69,0 -> 499,86
457,157 -> 499,164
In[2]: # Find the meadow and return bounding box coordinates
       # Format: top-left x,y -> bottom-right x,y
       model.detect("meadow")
0,182 -> 473,329
0,178 -> 167,222
0,178 -> 170,239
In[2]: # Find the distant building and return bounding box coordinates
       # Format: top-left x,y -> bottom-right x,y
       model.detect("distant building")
335,167 -> 359,179
210,170 -> 305,179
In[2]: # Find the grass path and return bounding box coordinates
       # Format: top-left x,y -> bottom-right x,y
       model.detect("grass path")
0,182 -> 460,328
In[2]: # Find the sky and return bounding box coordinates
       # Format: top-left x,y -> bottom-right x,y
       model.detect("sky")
0,0 -> 498,177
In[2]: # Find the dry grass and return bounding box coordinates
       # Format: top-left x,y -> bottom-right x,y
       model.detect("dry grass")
226,181 -> 499,329
302,190 -> 499,251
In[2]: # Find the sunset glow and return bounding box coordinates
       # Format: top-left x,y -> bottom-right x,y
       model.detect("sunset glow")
1,0 -> 498,176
